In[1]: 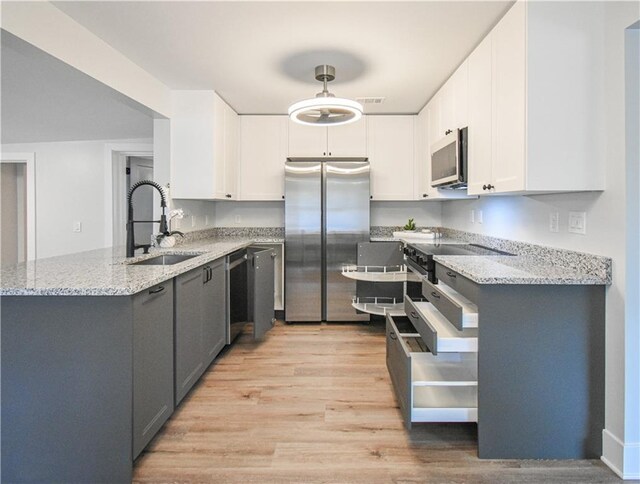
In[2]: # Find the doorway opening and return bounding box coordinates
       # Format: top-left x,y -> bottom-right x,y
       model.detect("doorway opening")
0,153 -> 36,263
1,163 -> 27,266
127,156 -> 154,247
105,143 -> 153,249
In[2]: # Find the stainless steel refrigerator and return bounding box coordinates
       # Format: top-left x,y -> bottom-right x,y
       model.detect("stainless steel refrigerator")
285,158 -> 370,322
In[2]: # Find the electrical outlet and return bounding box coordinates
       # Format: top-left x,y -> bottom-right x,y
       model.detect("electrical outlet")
235,215 -> 242,224
568,211 -> 587,235
549,212 -> 559,233
469,210 -> 475,224
72,221 -> 82,233
476,210 -> 483,224
205,215 -> 210,226
191,215 -> 197,228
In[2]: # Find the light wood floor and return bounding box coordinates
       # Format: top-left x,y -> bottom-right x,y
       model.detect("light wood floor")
134,322 -> 622,483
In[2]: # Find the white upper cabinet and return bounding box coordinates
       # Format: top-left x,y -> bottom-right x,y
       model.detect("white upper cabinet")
238,116 -> 287,201
223,102 -> 239,199
368,116 -> 414,201
466,0 -> 605,195
170,91 -> 239,200
287,118 -> 367,158
467,35 -> 493,196
327,118 -> 367,157
490,0 -> 526,194
288,122 -> 327,157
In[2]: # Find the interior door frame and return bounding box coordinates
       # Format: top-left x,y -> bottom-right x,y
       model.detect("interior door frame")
0,152 -> 36,261
104,143 -> 153,248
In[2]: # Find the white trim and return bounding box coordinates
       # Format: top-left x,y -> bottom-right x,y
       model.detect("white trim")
602,429 -> 640,480
103,143 -> 153,248
1,152 -> 36,261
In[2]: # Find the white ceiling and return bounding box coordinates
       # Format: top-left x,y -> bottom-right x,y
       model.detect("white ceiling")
1,31 -> 154,144
52,1 -> 513,115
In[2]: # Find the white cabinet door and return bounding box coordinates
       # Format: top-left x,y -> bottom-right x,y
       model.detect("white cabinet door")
223,103 -> 239,200
327,117 -> 367,157
414,107 -> 432,200
368,116 -> 414,201
439,81 -> 455,138
452,60 -> 469,129
426,93 -> 442,154
288,121 -> 327,157
239,116 -> 287,201
467,35 -> 493,196
492,0 -> 526,193
211,94 -> 227,199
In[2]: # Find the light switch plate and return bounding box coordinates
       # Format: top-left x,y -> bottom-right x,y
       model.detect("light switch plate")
73,221 -> 82,233
568,211 -> 587,235
549,212 -> 559,233
235,215 -> 242,224
476,210 -> 483,224
469,210 -> 475,224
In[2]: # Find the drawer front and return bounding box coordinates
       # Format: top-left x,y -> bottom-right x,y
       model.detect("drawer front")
423,279 -> 463,331
404,295 -> 439,355
435,264 -> 478,303
386,315 -> 411,427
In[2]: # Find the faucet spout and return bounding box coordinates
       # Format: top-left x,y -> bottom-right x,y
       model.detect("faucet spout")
126,180 -> 169,258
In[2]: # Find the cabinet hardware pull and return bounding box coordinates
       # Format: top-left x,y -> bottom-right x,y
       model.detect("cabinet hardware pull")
370,195 -> 373,200
446,271 -> 457,278
410,311 -> 418,319
389,331 -> 397,340
483,184 -> 495,191
423,193 -> 428,198
329,152 -> 332,156
282,195 -> 285,199
226,194 -> 232,198
445,129 -> 452,135
149,286 -> 165,294
323,152 -> 326,156
430,291 -> 440,299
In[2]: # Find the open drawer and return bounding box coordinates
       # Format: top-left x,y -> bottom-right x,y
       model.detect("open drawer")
404,295 -> 478,355
386,315 -> 478,428
422,279 -> 478,330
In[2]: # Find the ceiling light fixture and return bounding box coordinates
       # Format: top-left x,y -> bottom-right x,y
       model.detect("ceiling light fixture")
288,65 -> 363,127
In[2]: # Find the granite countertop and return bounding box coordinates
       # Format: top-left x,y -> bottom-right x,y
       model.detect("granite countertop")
433,255 -> 610,285
0,236 -> 284,296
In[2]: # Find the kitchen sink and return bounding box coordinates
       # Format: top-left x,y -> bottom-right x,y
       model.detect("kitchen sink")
130,254 -> 202,266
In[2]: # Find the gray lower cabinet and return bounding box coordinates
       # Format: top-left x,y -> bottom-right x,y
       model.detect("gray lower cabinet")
133,280 -> 175,459
175,258 -> 227,404
203,258 -> 227,366
248,246 -> 276,339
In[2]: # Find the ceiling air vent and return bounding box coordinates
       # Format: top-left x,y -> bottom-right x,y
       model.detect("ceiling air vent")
355,97 -> 386,105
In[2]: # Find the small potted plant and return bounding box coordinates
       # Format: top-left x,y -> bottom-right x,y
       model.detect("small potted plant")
403,218 -> 416,232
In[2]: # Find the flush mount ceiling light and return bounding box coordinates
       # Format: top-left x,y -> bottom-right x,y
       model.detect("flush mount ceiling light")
288,65 -> 363,127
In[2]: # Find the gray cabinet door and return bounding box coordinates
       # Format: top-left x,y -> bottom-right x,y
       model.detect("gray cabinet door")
249,247 -> 275,339
202,258 -> 227,367
174,266 -> 206,404
133,280 -> 174,459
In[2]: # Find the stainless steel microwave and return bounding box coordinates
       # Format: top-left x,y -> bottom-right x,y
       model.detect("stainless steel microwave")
430,127 -> 468,188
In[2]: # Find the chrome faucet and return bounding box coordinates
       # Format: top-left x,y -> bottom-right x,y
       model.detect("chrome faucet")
126,180 -> 169,257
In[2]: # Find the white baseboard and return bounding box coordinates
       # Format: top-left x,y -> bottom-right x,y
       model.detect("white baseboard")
602,429 -> 640,480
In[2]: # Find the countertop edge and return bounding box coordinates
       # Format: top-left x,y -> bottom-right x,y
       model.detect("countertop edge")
1,238 -> 285,297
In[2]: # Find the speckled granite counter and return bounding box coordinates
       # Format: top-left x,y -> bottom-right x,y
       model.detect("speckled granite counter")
433,255 -> 609,285
368,228 -> 611,285
0,236 -> 284,296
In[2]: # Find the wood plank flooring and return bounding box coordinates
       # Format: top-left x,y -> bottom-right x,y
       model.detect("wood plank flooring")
133,322 -> 621,483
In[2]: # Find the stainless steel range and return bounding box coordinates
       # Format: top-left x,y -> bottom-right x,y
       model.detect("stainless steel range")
404,243 -> 512,283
